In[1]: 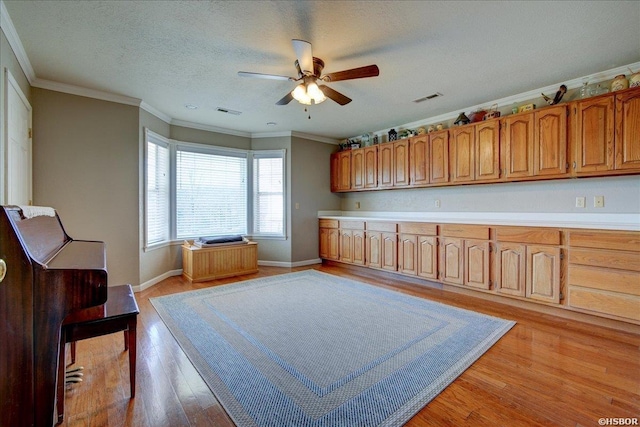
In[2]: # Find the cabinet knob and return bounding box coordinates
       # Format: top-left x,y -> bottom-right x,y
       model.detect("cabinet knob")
0,259 -> 6,283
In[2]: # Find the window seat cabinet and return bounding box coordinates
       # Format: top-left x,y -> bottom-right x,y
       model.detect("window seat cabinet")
319,219 -> 639,326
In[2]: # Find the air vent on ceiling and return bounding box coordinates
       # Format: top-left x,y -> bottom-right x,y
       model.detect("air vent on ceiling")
413,92 -> 443,103
216,107 -> 242,115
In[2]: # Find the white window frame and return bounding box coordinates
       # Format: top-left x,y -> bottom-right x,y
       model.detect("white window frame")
143,129 -> 287,250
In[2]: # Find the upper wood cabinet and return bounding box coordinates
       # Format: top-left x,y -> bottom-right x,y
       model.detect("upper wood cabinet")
409,135 -> 430,186
378,140 -> 409,188
615,89 -> 640,170
330,151 -> 352,192
534,105 -> 568,176
330,86 -> 640,193
350,146 -> 378,190
574,95 -> 615,174
502,113 -> 534,179
429,130 -> 450,184
451,121 -> 500,183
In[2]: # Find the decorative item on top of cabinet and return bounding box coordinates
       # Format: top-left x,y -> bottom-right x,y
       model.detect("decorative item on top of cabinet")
611,75 -> 629,92
454,112 -> 470,126
388,128 -> 397,141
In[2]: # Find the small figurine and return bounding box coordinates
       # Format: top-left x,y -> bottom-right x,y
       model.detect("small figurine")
541,84 -> 567,105
454,112 -> 470,126
388,128 -> 397,141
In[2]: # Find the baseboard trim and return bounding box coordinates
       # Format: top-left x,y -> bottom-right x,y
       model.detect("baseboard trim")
258,259 -> 322,268
134,269 -> 182,293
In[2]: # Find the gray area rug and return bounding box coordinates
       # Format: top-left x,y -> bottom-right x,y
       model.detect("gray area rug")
151,270 -> 515,426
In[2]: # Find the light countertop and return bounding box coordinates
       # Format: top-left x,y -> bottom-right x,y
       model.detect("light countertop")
317,211 -> 640,231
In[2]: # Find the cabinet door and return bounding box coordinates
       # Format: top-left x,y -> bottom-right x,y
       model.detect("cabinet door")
398,234 -> 417,275
409,135 -> 430,186
526,245 -> 561,304
330,153 -> 340,192
534,105 -> 567,176
417,235 -> 438,279
337,151 -> 352,190
615,89 -> 640,170
351,148 -> 365,190
495,243 -> 526,297
364,146 -> 378,188
378,143 -> 394,188
381,232 -> 398,271
440,237 -> 464,285
352,230 -> 366,265
320,228 -> 339,260
575,96 -> 615,173
339,229 -> 353,263
451,127 -> 475,183
429,130 -> 450,184
503,113 -> 534,178
476,120 -> 500,181
366,231 -> 382,268
464,239 -> 490,290
393,140 -> 410,186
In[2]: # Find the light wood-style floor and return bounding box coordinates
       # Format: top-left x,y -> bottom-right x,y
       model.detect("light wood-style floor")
57,264 -> 640,427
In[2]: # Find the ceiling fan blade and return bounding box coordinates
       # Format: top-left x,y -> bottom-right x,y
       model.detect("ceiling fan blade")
322,65 -> 379,82
292,39 -> 314,74
276,91 -> 294,105
238,71 -> 293,81
319,85 -> 352,105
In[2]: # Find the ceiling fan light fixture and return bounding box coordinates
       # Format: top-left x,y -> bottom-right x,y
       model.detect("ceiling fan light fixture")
307,82 -> 326,104
291,82 -> 326,105
292,83 -> 311,105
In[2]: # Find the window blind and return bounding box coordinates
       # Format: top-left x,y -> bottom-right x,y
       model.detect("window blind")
176,147 -> 247,238
253,151 -> 285,236
145,135 -> 170,246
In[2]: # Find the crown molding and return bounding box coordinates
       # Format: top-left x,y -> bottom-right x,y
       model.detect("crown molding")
291,131 -> 339,145
371,61 -> 640,139
170,119 -> 251,138
0,0 -> 35,83
251,131 -> 292,139
32,78 -> 142,106
140,101 -> 171,123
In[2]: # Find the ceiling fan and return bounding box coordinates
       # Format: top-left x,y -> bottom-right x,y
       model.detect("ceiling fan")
238,39 -> 379,106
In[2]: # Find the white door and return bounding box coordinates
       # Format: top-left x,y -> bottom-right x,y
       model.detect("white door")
5,70 -> 32,206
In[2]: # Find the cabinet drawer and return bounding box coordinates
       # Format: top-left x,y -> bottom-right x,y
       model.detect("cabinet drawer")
569,230 -> 640,252
339,220 -> 365,229
440,224 -> 489,240
568,287 -> 640,322
569,248 -> 640,271
568,265 -> 640,295
495,226 -> 560,245
366,221 -> 397,232
319,219 -> 339,229
398,222 -> 437,235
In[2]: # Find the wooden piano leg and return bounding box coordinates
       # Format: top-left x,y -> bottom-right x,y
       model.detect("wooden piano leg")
56,334 -> 66,424
128,317 -> 137,398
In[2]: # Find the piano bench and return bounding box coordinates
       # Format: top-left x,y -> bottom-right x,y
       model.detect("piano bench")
57,284 -> 139,424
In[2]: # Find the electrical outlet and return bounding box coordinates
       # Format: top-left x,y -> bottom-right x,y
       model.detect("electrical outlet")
435,199 -> 441,208
594,196 -> 605,208
575,197 -> 585,208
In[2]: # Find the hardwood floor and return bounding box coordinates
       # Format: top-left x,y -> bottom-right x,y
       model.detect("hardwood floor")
57,264 -> 640,426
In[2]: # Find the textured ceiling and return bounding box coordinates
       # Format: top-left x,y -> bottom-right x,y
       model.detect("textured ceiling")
3,0 -> 640,140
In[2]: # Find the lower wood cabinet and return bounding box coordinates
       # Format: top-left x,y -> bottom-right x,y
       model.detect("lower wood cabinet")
567,230 -> 640,323
320,219 -> 639,325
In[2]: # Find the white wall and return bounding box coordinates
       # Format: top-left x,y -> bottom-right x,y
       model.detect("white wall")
340,175 -> 640,215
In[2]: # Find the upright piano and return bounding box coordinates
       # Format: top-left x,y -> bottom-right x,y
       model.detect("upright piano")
0,206 -> 108,426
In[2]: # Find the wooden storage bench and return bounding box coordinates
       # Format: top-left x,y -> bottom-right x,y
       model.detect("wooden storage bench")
182,241 -> 258,282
